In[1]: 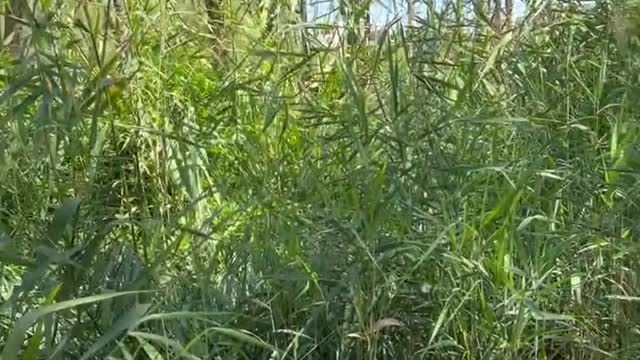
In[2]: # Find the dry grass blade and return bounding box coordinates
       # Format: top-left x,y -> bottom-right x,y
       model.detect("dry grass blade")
369,318 -> 406,333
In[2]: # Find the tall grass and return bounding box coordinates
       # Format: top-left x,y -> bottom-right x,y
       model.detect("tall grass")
2,0 -> 640,358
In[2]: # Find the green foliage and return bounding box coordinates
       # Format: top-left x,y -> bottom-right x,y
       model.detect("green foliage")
2,0 -> 640,358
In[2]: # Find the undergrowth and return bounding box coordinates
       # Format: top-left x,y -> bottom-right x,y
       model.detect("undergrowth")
2,0 -> 640,359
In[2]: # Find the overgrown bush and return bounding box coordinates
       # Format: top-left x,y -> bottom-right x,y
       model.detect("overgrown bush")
2,0 -> 640,358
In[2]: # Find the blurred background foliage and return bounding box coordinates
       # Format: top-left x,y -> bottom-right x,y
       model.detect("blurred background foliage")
2,0 -> 640,358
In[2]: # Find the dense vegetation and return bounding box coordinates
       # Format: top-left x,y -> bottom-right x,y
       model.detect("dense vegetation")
2,0 -> 640,358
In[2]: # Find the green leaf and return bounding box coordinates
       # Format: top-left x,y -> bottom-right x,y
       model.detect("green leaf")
0,252 -> 36,267
527,301 -> 574,321
136,337 -> 166,360
1,291 -> 150,360
23,285 -> 61,360
80,303 -> 152,360
117,342 -> 135,360
47,198 -> 81,245
517,215 -> 549,232
129,331 -> 200,360
206,327 -> 279,353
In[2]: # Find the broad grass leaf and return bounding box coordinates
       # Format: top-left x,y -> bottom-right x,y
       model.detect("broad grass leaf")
138,311 -> 232,324
429,302 -> 449,347
23,285 -> 61,360
0,223 -> 9,249
205,327 -> 279,353
0,252 -> 36,267
129,331 -> 201,360
264,103 -> 279,131
80,303 -> 152,360
420,340 -> 462,351
1,291 -> 150,360
606,295 -> 640,301
47,198 -> 80,245
482,189 -> 523,229
136,337 -> 166,360
527,301 -> 574,321
517,215 -> 549,232
117,342 -> 135,360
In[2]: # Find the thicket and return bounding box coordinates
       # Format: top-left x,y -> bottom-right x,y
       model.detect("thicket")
2,0 -> 640,358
